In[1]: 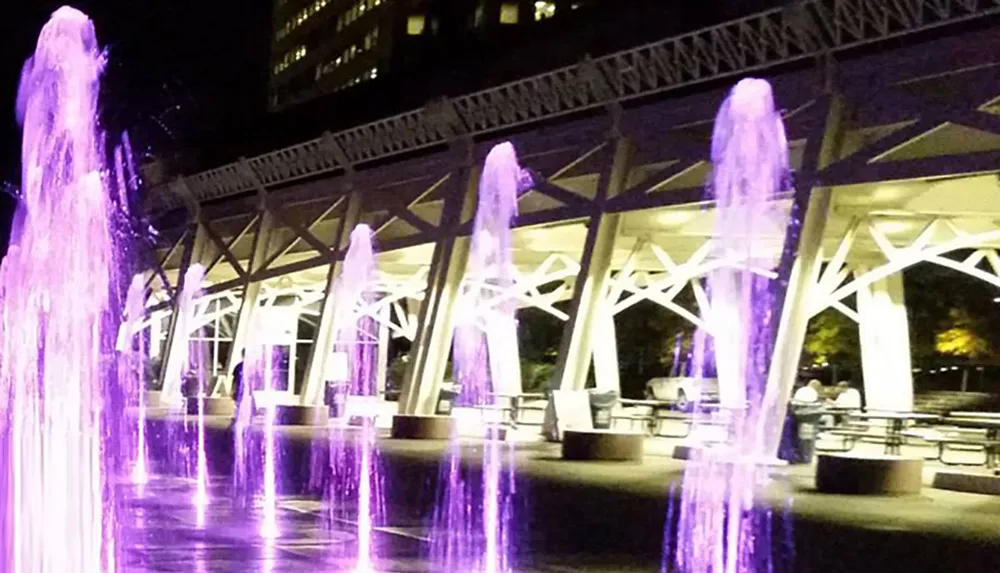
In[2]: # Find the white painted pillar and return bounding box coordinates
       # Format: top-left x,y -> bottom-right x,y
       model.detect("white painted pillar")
549,137 -> 631,393
158,221 -> 209,402
301,191 -> 362,405
857,270 -> 913,411
759,96 -> 848,457
376,303 -> 390,396
218,208 -> 275,395
398,159 -> 479,415
591,307 -> 621,393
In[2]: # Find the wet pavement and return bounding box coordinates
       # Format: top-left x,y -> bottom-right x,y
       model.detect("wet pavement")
121,476 -> 656,572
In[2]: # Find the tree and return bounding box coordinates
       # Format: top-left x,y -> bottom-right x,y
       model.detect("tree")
936,308 -> 990,359
802,307 -> 860,369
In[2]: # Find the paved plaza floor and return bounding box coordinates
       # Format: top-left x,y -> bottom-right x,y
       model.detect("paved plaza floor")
122,475 -> 656,572
139,413 -> 1000,572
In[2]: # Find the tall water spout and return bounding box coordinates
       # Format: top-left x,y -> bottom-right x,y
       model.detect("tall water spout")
433,142 -> 522,572
120,274 -> 150,485
325,224 -> 385,571
0,7 -> 127,571
672,78 -> 791,573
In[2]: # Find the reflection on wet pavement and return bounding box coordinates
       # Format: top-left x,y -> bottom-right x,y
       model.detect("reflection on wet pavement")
121,476 -> 653,572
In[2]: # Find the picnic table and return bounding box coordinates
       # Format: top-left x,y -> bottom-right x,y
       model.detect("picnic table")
941,416 -> 1000,468
848,411 -> 940,455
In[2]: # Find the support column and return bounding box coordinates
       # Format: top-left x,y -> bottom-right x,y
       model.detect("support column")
591,307 -> 621,393
398,155 -> 479,416
857,270 -> 913,411
300,190 -> 362,405
549,136 -> 631,393
760,95 -> 849,456
217,204 -> 275,396
157,220 -> 210,402
376,303 -> 390,397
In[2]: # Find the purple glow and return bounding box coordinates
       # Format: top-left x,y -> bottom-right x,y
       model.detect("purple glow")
1,6 -> 127,571
433,142 -> 519,572
672,78 -> 791,572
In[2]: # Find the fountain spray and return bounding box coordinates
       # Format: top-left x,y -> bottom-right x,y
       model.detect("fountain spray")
0,7 -> 128,571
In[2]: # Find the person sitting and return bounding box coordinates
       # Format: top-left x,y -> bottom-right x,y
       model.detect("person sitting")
834,381 -> 862,409
792,379 -> 822,403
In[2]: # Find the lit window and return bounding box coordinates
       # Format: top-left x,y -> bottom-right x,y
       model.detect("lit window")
474,3 -> 485,27
500,3 -> 519,24
407,14 -> 426,35
337,15 -> 343,31
534,1 -> 556,21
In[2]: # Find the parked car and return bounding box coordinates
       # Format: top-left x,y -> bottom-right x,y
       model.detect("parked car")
644,377 -> 720,410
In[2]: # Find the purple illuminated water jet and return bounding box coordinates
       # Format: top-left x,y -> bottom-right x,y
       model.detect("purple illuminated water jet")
433,142 -> 521,572
671,78 -> 792,573
1,6 -> 129,571
324,225 -> 385,570
121,275 -> 150,486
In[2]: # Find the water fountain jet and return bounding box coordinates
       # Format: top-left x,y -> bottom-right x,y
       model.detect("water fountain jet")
1,6 -> 128,571
670,77 -> 793,573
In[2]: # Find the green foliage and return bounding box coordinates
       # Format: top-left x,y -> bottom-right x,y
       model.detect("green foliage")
803,308 -> 860,368
936,308 -> 990,359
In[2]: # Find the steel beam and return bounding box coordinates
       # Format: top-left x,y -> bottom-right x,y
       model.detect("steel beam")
397,146 -> 479,415
300,188 -> 362,406
759,94 -> 850,458
548,133 -> 633,396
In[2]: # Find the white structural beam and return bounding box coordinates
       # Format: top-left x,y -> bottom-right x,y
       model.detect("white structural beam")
759,96 -> 848,458
216,206 -> 275,396
157,217 -> 210,401
549,137 -> 632,393
300,190 -> 362,406
857,269 -> 914,411
398,160 -> 479,415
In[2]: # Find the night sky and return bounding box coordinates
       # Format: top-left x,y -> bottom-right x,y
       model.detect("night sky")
0,0 -> 269,252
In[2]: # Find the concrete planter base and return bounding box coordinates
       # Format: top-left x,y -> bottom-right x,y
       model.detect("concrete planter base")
272,405 -> 330,426
562,429 -> 643,462
816,453 -> 923,495
185,396 -> 235,417
390,415 -> 455,439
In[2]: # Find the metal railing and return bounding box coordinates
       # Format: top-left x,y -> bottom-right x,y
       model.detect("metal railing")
151,0 -> 1000,210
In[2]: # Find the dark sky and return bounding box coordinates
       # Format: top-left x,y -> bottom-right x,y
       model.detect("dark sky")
0,0 -> 271,185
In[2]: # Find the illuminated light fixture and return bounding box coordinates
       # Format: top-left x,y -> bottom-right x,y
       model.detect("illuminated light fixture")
500,2 -> 520,24
657,210 -> 695,226
407,14 -> 425,35
873,219 -> 911,235
534,1 -> 556,20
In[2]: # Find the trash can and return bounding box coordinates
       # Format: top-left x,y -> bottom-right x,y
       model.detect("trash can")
435,384 -> 461,415
588,390 -> 620,430
779,405 -> 823,464
326,381 -> 350,418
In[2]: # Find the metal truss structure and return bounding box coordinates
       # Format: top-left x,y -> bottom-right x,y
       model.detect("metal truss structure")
147,0 -> 1000,211
140,2 -> 1000,423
